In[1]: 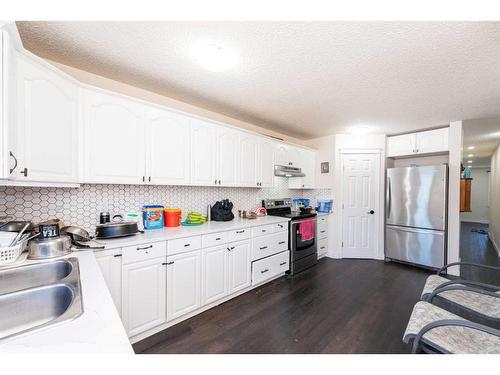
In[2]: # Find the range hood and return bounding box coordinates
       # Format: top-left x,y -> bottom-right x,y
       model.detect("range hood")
274,165 -> 305,177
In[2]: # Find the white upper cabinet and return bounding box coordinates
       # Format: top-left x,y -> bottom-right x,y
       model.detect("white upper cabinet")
238,133 -> 259,187
257,138 -> 275,188
387,128 -> 449,158
83,89 -> 145,184
216,127 -> 239,186
386,133 -> 416,157
145,107 -> 191,185
289,148 -> 316,189
190,118 -> 217,186
416,128 -> 449,154
274,143 -> 292,166
12,55 -> 79,182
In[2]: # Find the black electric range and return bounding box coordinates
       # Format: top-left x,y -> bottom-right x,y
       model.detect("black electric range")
263,198 -> 318,275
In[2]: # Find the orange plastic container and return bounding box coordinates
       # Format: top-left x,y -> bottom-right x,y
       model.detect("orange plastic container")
164,208 -> 182,227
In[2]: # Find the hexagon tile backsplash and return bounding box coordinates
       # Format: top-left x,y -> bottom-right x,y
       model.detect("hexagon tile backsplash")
0,178 -> 331,231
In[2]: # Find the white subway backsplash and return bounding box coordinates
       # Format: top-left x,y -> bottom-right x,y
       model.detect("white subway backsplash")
0,179 -> 331,231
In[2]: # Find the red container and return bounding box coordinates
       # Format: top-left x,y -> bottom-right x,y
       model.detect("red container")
164,208 -> 182,227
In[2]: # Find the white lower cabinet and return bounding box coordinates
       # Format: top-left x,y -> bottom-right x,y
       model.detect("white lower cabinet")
252,250 -> 290,286
317,214 -> 330,259
95,249 -> 122,315
122,257 -> 167,337
202,245 -> 228,305
166,250 -> 202,321
228,240 -> 251,294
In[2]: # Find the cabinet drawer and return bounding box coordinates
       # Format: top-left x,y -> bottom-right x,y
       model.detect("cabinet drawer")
273,222 -> 287,232
252,250 -> 289,286
251,231 -> 288,261
202,231 -> 228,248
251,224 -> 274,237
227,227 -> 251,242
317,221 -> 328,239
167,235 -> 202,256
317,215 -> 328,225
318,238 -> 328,257
122,241 -> 166,265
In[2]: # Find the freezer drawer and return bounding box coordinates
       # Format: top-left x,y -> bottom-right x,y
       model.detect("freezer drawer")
385,225 -> 445,269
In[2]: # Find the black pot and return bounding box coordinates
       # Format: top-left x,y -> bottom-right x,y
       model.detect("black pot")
95,221 -> 141,239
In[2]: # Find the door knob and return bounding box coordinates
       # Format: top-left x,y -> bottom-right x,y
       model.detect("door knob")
367,210 -> 375,215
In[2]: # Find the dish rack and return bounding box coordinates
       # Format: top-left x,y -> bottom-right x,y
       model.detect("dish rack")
0,241 -> 26,265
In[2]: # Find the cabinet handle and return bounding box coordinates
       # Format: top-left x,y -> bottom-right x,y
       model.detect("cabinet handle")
218,180 -> 221,185
162,262 -> 167,265
214,179 -> 217,185
278,224 -> 283,228
236,230 -> 245,234
320,230 -> 326,233
184,243 -> 190,247
113,254 -> 122,257
261,230 -> 266,233
279,262 -> 287,266
259,246 -> 268,250
142,176 -> 145,182
320,246 -> 326,250
137,245 -> 153,251
149,176 -> 151,182
9,152 -> 18,174
278,241 -> 285,245
261,269 -> 269,274
20,167 -> 28,177
166,261 -> 174,265
230,246 -> 235,250
216,237 -> 221,240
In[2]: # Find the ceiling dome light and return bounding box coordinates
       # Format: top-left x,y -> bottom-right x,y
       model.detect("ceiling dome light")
349,125 -> 372,135
467,154 -> 474,157
467,160 -> 473,163
467,146 -> 475,150
191,43 -> 235,72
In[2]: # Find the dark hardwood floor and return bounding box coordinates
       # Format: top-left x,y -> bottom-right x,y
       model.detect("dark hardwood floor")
459,222 -> 500,285
133,222 -> 500,354
134,259 -> 431,354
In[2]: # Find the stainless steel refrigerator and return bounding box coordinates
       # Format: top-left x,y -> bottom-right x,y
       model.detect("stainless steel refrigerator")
385,164 -> 448,269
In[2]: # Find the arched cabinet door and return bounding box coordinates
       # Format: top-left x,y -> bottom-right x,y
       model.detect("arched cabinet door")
83,89 -> 145,184
14,55 -> 79,182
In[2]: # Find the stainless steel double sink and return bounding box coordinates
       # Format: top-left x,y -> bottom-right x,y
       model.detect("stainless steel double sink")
0,258 -> 83,341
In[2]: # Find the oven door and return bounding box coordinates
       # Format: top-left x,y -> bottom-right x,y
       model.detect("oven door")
291,218 -> 317,261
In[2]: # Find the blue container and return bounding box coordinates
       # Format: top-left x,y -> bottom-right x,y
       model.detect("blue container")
142,204 -> 164,229
316,199 -> 333,213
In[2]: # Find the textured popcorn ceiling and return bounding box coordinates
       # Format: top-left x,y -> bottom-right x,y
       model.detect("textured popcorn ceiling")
15,21 -> 500,139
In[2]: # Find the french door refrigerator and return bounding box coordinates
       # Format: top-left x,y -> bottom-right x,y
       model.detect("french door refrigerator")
385,164 -> 448,269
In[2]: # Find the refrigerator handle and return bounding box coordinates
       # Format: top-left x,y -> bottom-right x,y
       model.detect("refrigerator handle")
386,176 -> 391,219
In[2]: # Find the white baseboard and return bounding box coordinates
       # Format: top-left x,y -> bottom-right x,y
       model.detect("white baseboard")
489,232 -> 500,257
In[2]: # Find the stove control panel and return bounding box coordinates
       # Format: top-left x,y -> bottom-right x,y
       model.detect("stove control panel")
262,198 -> 292,209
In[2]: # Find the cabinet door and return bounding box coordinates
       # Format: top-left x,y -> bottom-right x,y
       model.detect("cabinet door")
302,149 -> 316,188
274,143 -> 291,166
201,245 -> 228,305
14,56 -> 79,182
122,258 -> 167,337
387,133 -> 416,157
257,138 -> 275,188
95,249 -> 122,315
84,89 -> 145,184
166,250 -> 201,321
146,107 -> 190,185
217,127 -> 238,186
238,133 -> 258,187
190,119 -> 217,186
416,128 -> 449,154
228,240 -> 251,294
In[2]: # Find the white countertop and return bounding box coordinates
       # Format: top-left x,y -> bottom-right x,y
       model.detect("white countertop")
0,251 -> 133,354
91,215 -> 290,250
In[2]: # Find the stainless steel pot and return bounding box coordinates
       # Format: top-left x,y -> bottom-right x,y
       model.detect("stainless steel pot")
28,234 -> 72,260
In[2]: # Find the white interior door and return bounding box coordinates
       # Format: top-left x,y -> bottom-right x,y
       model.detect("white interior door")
341,153 -> 380,259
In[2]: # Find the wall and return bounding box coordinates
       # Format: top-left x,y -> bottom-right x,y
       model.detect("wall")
304,135 -> 335,189
489,144 -> 500,255
446,121 -> 463,274
0,178 -> 310,232
460,167 -> 490,224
